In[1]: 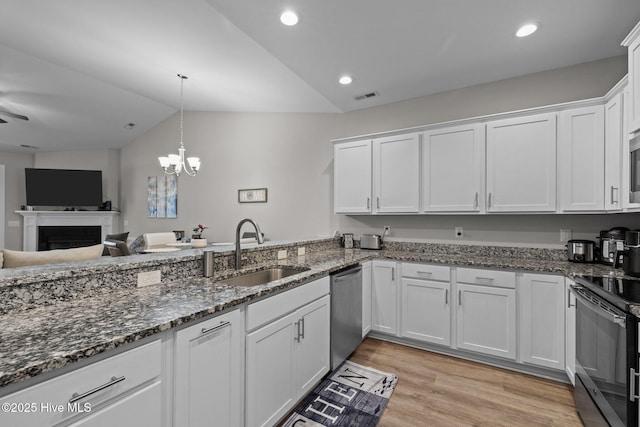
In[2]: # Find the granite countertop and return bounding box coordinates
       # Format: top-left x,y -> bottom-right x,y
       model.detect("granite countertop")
0,246 -> 626,391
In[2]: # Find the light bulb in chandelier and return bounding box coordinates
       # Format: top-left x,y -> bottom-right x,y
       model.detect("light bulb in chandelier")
158,74 -> 201,177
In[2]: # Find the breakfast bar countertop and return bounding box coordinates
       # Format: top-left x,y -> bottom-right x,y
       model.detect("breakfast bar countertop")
0,245 -> 626,391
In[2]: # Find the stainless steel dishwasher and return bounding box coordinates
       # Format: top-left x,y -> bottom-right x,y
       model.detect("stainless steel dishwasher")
330,264 -> 363,369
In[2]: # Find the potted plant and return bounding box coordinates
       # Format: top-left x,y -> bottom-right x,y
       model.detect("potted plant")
191,224 -> 208,247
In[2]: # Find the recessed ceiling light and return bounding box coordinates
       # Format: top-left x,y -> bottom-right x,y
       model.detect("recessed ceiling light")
516,23 -> 538,38
339,75 -> 353,85
280,10 -> 299,26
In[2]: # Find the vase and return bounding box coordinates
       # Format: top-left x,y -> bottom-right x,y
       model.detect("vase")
191,238 -> 207,248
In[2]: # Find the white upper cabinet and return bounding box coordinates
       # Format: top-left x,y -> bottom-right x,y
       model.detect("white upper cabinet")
623,21 -> 640,135
422,124 -> 485,212
334,139 -> 372,214
486,113 -> 557,212
558,105 -> 605,211
373,133 -> 421,213
604,92 -> 624,211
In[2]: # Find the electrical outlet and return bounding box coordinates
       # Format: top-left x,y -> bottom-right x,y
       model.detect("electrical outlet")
277,249 -> 288,260
560,229 -> 572,242
297,247 -> 306,256
455,227 -> 464,239
137,270 -> 161,288
383,225 -> 391,235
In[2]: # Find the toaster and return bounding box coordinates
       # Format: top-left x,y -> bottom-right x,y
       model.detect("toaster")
360,234 -> 383,250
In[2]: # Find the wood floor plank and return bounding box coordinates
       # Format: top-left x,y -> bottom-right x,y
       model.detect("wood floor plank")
348,338 -> 583,427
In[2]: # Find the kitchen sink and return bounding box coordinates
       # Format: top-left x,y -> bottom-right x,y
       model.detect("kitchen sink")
222,267 -> 310,287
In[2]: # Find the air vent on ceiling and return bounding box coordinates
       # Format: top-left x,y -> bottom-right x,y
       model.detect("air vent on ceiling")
20,144 -> 39,149
354,91 -> 379,101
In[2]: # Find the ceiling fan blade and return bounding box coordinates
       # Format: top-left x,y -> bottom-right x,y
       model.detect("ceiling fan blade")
0,110 -> 29,121
0,117 -> 7,123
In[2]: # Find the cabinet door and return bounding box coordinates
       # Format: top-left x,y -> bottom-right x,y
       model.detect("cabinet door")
422,124 -> 484,212
605,93 -> 624,211
401,278 -> 451,346
486,113 -> 556,212
371,260 -> 398,335
174,310 -> 242,427
373,133 -> 420,213
295,295 -> 330,397
566,279 -> 576,385
558,105 -> 605,211
334,140 -> 372,214
456,283 -> 516,360
68,381 -> 163,427
519,274 -> 565,371
246,312 -> 297,427
625,25 -> 640,134
362,261 -> 372,338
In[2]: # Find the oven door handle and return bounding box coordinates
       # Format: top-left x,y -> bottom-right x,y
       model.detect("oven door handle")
570,285 -> 626,327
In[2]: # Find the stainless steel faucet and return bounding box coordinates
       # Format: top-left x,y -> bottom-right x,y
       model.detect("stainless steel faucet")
235,218 -> 264,269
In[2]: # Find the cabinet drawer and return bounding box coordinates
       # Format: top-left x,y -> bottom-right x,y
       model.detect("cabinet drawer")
0,340 -> 162,427
456,267 -> 515,289
246,276 -> 330,331
402,263 -> 450,281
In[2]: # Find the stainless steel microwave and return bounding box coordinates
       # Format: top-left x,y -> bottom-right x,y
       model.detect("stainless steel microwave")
631,134 -> 640,203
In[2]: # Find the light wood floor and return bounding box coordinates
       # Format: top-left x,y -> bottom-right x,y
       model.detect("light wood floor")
349,338 -> 583,427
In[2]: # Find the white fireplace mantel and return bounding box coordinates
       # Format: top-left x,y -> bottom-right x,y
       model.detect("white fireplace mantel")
16,210 -> 119,251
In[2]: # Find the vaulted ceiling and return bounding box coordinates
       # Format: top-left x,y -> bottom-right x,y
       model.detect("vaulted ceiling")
1,0 -> 640,152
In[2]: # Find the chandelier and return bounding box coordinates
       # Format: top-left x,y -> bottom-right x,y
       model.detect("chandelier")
159,74 -> 201,176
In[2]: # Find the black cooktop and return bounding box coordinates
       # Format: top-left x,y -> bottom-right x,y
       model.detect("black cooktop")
574,275 -> 640,311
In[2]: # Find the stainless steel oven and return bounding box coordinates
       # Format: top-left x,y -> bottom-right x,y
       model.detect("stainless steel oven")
571,279 -> 638,427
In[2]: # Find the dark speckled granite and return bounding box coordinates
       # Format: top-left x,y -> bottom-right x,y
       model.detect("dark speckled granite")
0,239 -> 635,391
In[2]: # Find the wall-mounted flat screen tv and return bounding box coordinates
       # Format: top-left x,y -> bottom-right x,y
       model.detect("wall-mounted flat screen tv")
25,168 -> 103,208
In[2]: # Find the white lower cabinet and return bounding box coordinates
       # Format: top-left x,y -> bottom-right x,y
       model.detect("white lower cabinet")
565,278 -> 577,385
245,277 -> 330,427
456,269 -> 516,360
362,261 -> 372,338
519,273 -> 565,371
173,309 -> 243,427
371,260 -> 398,335
0,340 -> 164,427
401,263 -> 451,346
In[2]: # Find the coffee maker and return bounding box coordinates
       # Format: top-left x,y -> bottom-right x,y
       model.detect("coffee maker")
614,230 -> 640,277
598,227 -> 628,265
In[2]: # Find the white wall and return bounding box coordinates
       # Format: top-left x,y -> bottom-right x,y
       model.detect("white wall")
0,151 -> 34,249
117,55 -> 638,247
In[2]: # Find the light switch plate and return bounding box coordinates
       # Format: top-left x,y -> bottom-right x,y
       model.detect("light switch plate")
278,250 -> 288,260
7,220 -> 19,228
297,247 -> 306,256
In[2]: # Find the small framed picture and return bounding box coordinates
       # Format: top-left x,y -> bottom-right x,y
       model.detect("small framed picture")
238,188 -> 268,203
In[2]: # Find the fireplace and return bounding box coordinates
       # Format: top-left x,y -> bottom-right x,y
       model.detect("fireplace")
16,210 -> 119,252
38,226 -> 101,251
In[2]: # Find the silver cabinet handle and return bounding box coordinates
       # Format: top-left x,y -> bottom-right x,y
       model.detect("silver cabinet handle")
367,197 -> 370,210
631,368 -> 640,402
391,267 -> 395,282
567,288 -> 574,308
300,317 -> 305,340
611,186 -> 619,204
488,193 -> 492,208
377,197 -> 380,209
69,376 -> 125,403
458,290 -> 462,307
201,321 -> 230,336
416,271 -> 433,277
294,321 -> 300,342
475,276 -> 495,284
445,289 -> 448,305
474,192 -> 479,209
